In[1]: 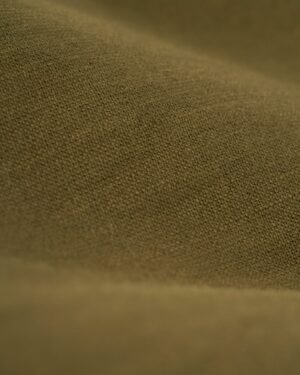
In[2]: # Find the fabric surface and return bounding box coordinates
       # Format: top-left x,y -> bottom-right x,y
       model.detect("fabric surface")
1,0 -> 300,373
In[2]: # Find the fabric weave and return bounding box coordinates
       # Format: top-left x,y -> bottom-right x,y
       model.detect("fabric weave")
1,0 -> 300,374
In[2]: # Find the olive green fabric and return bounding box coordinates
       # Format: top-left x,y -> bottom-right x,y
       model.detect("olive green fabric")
0,0 -> 300,374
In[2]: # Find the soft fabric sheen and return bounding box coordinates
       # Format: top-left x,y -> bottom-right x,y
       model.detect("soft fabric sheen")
0,0 -> 300,374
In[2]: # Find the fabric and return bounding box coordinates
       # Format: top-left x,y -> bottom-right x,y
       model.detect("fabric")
1,0 -> 300,373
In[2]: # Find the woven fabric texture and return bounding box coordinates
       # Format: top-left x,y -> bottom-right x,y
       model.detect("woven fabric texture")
1,0 -> 300,374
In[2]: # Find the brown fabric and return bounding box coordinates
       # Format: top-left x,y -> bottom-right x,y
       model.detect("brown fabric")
0,0 -> 300,374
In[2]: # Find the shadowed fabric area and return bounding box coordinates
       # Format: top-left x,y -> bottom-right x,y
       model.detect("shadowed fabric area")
0,0 -> 300,373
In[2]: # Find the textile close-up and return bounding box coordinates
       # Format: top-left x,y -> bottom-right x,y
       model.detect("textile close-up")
0,0 -> 300,374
